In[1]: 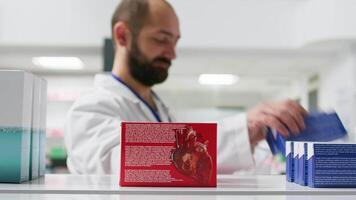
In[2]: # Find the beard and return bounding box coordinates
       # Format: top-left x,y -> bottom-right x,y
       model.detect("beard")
128,40 -> 171,87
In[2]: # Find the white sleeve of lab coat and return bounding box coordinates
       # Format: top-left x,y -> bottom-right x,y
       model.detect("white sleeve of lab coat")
217,113 -> 255,174
65,92 -> 122,175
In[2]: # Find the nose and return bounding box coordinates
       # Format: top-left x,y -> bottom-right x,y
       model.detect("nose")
164,45 -> 176,60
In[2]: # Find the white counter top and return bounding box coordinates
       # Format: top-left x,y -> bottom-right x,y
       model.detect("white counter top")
1,174 -> 356,196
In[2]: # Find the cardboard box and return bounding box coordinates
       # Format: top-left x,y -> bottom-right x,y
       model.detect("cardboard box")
39,78 -> 47,177
293,142 -> 300,185
120,122 -> 217,187
297,142 -> 308,186
267,112 -> 347,155
0,70 -> 33,183
307,143 -> 356,188
286,141 -> 294,182
29,76 -> 41,180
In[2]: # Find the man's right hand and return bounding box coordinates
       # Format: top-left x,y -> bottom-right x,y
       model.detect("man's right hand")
246,100 -> 308,149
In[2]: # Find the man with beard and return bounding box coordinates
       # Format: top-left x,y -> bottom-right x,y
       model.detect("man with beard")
65,0 -> 307,174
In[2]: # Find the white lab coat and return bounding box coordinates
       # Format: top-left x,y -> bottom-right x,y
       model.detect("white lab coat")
65,74 -> 254,175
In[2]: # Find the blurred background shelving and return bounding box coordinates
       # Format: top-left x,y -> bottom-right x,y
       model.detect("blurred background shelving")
2,0 -> 356,174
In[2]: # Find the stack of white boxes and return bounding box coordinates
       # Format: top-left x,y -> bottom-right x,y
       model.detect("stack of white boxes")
0,70 -> 47,183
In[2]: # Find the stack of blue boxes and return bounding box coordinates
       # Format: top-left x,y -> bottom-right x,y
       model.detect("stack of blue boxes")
267,112 -> 356,188
286,141 -> 356,188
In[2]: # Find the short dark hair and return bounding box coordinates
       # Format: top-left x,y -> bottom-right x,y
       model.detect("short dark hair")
111,0 -> 150,43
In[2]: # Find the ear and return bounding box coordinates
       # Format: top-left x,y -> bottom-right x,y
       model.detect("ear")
113,22 -> 130,47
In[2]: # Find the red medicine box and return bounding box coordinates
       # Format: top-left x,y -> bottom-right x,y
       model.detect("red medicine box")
120,122 -> 217,187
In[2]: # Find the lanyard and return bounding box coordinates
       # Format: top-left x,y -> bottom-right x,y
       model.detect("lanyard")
152,92 -> 172,122
111,73 -> 169,122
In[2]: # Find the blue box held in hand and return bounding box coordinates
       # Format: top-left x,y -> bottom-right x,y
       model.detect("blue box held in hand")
266,112 -> 347,156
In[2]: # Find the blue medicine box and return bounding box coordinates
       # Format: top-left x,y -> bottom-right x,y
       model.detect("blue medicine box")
285,141 -> 294,182
293,142 -> 300,185
307,143 -> 356,188
297,142 -> 308,186
266,112 -> 347,156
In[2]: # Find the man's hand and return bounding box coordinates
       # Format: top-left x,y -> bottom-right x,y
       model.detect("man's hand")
247,100 -> 307,151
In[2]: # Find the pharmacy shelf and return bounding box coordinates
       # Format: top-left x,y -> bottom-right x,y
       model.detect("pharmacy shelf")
1,194 -> 356,200
1,174 -> 356,196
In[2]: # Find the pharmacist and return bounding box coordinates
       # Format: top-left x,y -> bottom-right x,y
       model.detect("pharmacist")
65,0 -> 307,174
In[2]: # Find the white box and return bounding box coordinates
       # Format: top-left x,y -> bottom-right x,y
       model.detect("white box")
30,76 -> 41,180
39,78 -> 47,177
0,70 -> 33,183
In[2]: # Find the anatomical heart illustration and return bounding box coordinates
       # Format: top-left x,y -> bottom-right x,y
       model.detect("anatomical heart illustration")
120,122 -> 216,187
172,126 -> 213,185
